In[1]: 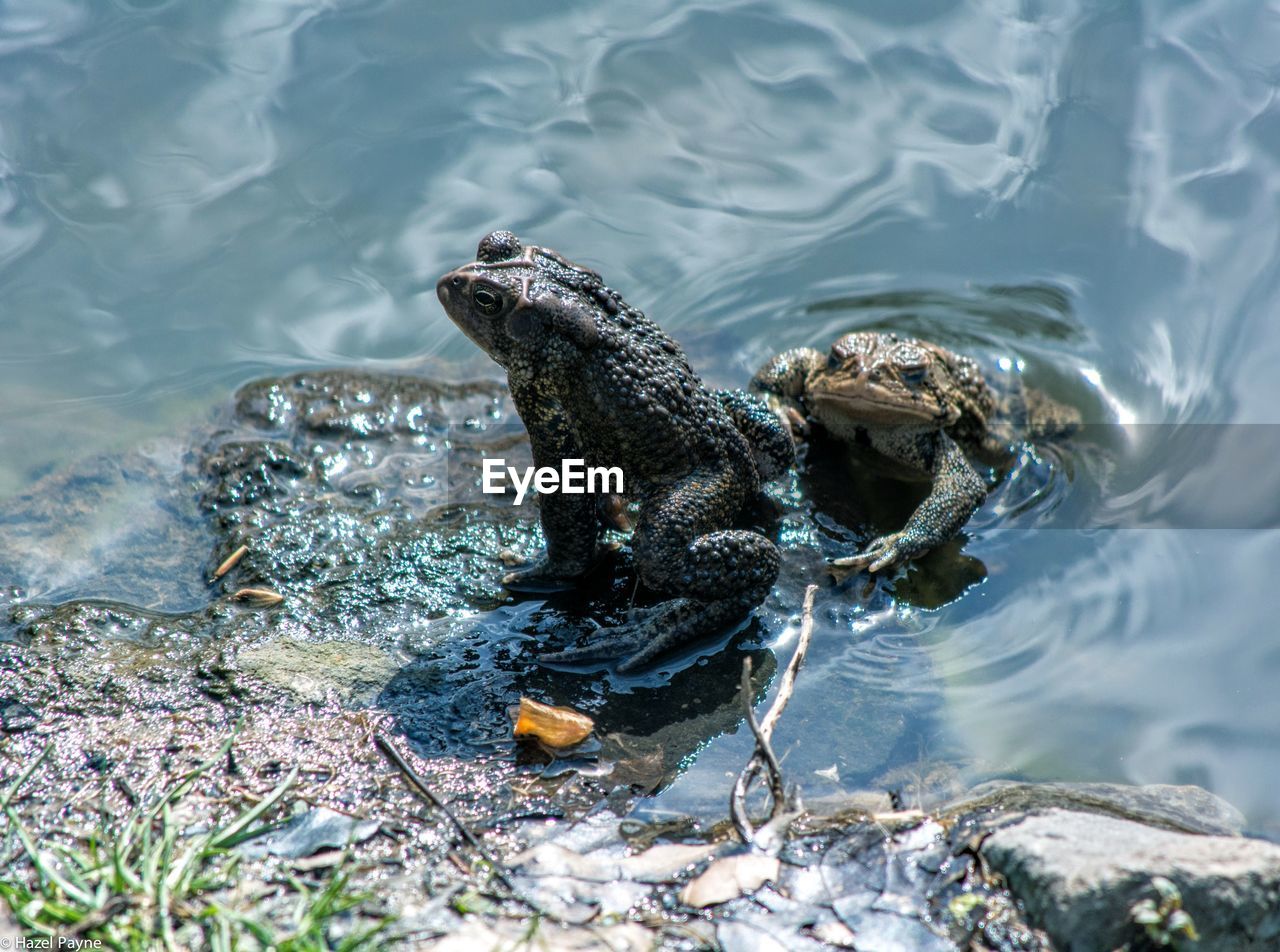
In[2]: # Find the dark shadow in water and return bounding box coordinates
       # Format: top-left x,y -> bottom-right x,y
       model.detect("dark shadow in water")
799,429 -> 989,609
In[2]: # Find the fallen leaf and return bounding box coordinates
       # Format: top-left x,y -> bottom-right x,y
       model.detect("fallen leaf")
811,919 -> 859,948
511,697 -> 594,748
232,587 -> 284,606
238,807 -> 380,858
679,853 -> 780,908
618,842 -> 718,883
508,843 -> 619,882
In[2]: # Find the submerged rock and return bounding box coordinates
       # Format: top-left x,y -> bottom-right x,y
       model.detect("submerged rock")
0,369 -> 555,756
234,638 -> 402,705
943,779 -> 1246,837
982,808 -> 1280,951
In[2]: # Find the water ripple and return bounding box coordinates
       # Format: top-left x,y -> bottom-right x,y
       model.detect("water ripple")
3,0 -> 1280,831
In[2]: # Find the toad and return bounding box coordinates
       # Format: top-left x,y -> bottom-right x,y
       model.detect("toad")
752,331 -> 1078,573
437,231 -> 793,670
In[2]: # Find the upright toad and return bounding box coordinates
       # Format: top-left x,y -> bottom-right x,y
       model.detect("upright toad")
753,331 -> 1078,573
438,231 -> 793,670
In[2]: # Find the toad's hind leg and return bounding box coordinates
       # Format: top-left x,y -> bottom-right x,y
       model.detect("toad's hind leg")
542,469 -> 779,672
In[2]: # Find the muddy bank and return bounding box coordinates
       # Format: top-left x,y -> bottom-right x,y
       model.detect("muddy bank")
3,367 -> 1274,950
0,365 -> 800,944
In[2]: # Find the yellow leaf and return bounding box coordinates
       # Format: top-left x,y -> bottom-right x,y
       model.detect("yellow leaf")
510,697 -> 594,748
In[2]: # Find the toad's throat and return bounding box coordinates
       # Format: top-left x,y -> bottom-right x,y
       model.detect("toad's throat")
810,388 -> 946,424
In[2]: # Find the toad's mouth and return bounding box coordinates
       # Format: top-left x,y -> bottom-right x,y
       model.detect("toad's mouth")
810,384 -> 945,424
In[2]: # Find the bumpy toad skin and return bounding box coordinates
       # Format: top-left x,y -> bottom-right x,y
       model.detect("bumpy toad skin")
437,231 -> 792,670
752,331 -> 1076,573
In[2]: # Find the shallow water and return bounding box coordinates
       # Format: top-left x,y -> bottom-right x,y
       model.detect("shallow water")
2,1 -> 1279,833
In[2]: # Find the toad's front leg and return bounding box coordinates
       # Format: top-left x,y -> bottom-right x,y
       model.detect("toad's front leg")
543,469 -> 779,671
831,431 -> 986,575
501,390 -> 603,592
749,346 -> 826,440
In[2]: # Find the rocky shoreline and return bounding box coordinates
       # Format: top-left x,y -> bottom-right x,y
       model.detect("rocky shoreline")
2,368 -> 1276,950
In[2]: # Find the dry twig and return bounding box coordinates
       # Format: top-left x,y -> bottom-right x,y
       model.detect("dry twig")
375,732 -> 580,929
373,734 -> 518,894
731,583 -> 818,847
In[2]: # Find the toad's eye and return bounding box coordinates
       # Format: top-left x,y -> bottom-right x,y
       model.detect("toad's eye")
891,344 -> 928,381
473,287 -> 503,315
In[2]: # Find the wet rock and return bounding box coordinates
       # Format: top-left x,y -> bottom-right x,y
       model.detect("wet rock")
982,808 -> 1280,951
235,638 -> 401,705
0,438 -> 213,614
835,909 -> 954,952
717,914 -> 829,952
804,790 -> 897,817
0,696 -> 38,733
2,370 -> 546,750
946,779 -> 1245,836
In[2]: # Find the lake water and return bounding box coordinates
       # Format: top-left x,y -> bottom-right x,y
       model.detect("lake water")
2,1 -> 1279,835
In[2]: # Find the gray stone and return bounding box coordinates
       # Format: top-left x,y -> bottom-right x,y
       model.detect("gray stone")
835,907 -> 954,952
982,808 -> 1280,951
947,779 -> 1245,835
235,637 -> 401,704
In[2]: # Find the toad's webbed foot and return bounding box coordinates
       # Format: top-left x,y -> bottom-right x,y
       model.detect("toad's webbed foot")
541,595 -> 759,672
502,556 -> 592,593
830,531 -> 924,576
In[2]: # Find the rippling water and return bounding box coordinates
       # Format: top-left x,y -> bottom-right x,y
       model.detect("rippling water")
3,1 -> 1279,833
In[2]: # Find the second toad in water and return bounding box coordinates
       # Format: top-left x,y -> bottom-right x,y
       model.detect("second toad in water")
437,231 -> 793,671
753,331 -> 1079,573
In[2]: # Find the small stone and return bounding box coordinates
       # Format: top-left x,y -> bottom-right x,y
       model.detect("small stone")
235,638 -> 400,705
0,697 -> 38,733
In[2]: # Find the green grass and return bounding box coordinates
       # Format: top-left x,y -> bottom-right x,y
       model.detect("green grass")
0,739 -> 390,951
